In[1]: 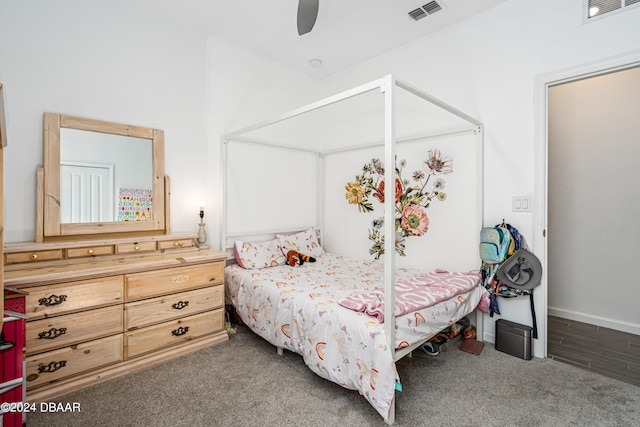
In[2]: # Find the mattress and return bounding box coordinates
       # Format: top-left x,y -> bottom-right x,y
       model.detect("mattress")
225,252 -> 486,421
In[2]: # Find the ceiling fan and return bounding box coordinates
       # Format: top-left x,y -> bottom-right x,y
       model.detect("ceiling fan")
297,0 -> 319,35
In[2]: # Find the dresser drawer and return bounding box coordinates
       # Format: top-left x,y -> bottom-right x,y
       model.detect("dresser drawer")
125,286 -> 223,330
5,249 -> 63,264
26,305 -> 123,355
66,245 -> 115,259
116,241 -> 157,254
125,262 -> 224,301
25,276 -> 124,320
124,309 -> 223,358
157,238 -> 194,250
25,334 -> 123,389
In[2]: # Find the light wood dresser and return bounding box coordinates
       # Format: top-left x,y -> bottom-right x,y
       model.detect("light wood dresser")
3,233 -> 228,402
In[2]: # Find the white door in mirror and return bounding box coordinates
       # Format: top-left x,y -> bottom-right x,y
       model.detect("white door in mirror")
61,162 -> 114,223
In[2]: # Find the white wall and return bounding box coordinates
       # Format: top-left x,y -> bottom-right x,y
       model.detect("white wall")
205,36 -> 321,248
0,1 -> 319,244
318,0 -> 640,351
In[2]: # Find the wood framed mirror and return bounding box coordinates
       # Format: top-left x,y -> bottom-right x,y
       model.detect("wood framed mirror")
39,113 -> 167,241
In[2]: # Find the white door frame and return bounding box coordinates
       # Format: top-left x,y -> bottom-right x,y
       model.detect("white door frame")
534,49 -> 640,358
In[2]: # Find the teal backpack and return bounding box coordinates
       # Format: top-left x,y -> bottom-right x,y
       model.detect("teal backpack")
479,227 -> 511,264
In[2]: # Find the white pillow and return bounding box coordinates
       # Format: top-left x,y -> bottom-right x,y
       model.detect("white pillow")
234,239 -> 285,270
276,228 -> 323,258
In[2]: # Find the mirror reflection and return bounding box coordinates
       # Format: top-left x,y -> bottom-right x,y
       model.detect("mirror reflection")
60,128 -> 153,224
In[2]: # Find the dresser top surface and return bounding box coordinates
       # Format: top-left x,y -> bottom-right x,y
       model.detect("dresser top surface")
4,247 -> 228,288
4,232 -> 196,253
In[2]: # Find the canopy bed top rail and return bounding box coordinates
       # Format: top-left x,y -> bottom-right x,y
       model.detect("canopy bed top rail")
222,76 -> 388,141
222,136 -> 322,154
394,79 -> 482,127
225,125 -> 482,157
221,75 -> 482,148
321,126 -> 481,156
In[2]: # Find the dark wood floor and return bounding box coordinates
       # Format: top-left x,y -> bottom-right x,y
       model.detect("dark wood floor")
547,315 -> 640,387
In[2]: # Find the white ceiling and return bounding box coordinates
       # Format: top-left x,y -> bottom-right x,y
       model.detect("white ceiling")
134,0 -> 506,79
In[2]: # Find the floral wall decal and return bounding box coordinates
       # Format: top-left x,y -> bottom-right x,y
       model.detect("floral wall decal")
345,149 -> 453,259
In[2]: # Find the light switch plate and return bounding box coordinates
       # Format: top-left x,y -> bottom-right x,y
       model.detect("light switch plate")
512,196 -> 531,212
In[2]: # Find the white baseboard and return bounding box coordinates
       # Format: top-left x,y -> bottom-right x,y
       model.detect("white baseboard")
548,306 -> 640,335
483,332 -> 495,344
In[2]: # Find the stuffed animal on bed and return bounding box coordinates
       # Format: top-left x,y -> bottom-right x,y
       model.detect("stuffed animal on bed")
286,250 -> 316,266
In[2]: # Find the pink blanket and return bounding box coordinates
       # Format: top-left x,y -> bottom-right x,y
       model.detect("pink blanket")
338,269 -> 481,321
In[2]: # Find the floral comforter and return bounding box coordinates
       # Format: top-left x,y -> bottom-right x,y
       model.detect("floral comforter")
225,252 -> 487,421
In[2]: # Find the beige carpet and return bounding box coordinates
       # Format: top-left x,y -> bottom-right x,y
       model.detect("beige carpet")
27,326 -> 640,426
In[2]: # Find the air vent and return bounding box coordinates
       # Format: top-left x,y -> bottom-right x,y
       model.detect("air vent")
408,8 -> 427,21
408,1 -> 443,21
422,1 -> 442,14
585,0 -> 640,21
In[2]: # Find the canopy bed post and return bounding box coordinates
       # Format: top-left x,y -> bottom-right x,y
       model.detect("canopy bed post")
382,75 -> 397,425
382,75 -> 397,358
219,137 -> 229,253
317,152 -> 325,246
475,125 -> 485,340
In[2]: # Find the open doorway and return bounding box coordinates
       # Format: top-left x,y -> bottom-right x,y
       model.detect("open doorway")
542,61 -> 640,386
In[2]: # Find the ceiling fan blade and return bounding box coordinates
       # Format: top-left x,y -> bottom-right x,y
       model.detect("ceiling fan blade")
297,0 -> 319,36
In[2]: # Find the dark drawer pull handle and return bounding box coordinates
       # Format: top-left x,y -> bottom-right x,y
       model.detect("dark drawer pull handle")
38,327 -> 68,340
38,360 -> 67,374
0,333 -> 15,352
172,300 -> 189,310
39,294 -> 67,306
171,326 -> 189,336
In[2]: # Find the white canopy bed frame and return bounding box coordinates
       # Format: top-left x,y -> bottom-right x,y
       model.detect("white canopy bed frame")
220,74 -> 484,424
